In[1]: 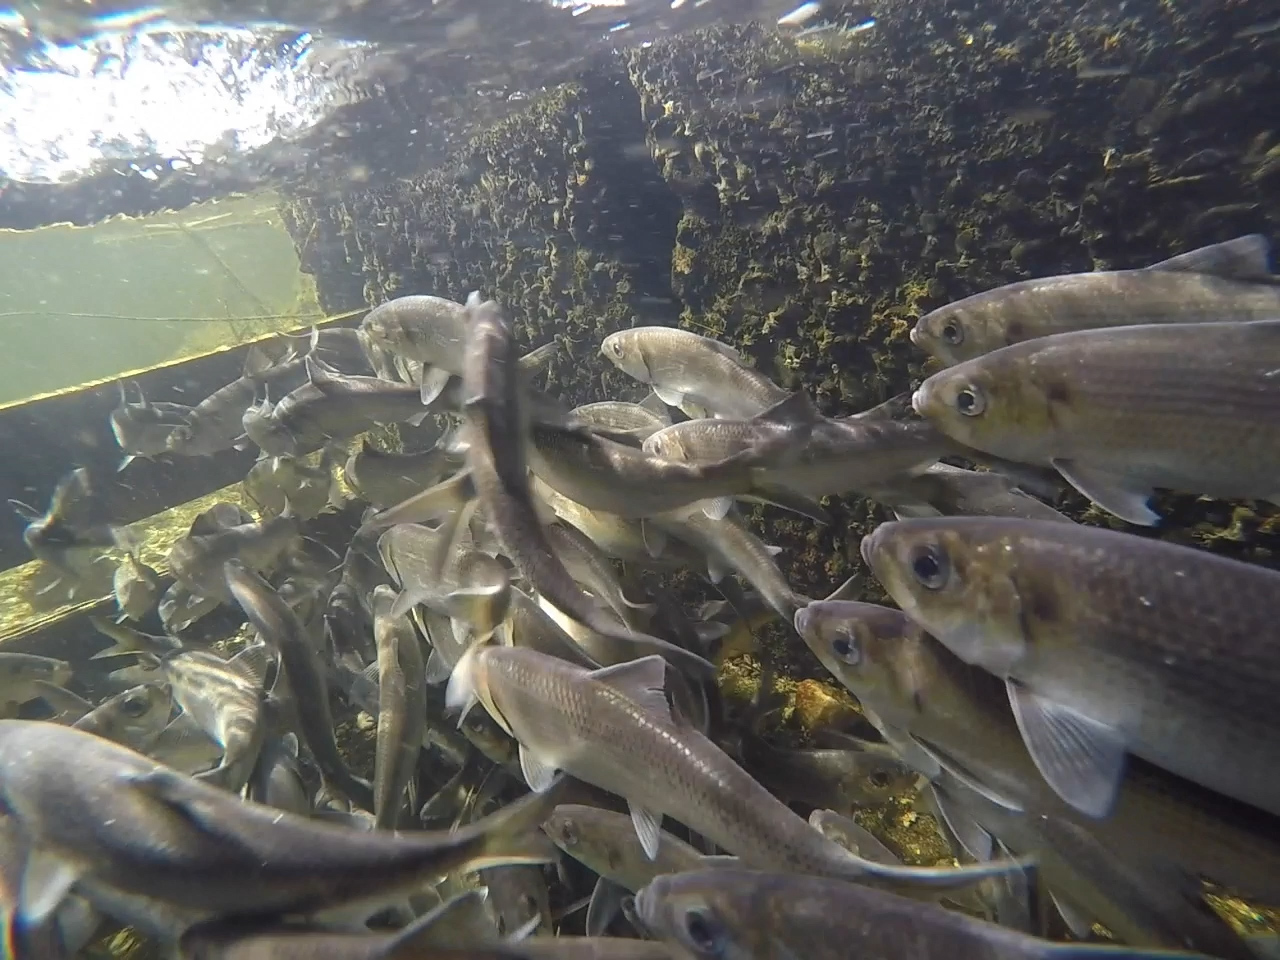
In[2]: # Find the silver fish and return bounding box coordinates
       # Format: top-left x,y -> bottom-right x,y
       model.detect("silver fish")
461,296 -> 712,678
225,560 -> 372,810
243,358 -> 432,458
371,584 -> 427,829
344,438 -> 463,508
168,508 -> 299,603
0,719 -> 564,940
634,869 -> 1218,960
110,380 -> 193,471
912,234 -> 1280,366
447,646 -> 1026,894
113,553 -> 164,622
600,327 -> 788,419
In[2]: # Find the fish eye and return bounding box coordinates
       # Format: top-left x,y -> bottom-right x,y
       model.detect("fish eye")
908,544 -> 950,591
120,693 -> 150,717
830,632 -> 861,666
607,340 -> 624,358
556,818 -> 580,847
681,907 -> 725,956
868,769 -> 892,789
954,385 -> 986,417
941,321 -> 963,345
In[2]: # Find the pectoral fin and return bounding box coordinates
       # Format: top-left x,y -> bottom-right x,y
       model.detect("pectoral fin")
701,497 -> 733,521
629,801 -> 663,861
929,784 -> 994,863
586,877 -> 625,936
1006,679 -> 1127,819
19,851 -> 81,928
1050,459 -> 1159,526
418,367 -> 453,406
518,745 -> 559,793
652,386 -> 686,409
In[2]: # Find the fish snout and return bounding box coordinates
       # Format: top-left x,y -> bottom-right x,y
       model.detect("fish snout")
793,604 -> 815,638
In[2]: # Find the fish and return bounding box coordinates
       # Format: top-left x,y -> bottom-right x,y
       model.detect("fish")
503,587 -> 604,670
633,868 -> 1218,960
113,553 -> 165,622
109,380 -> 194,471
247,733 -> 313,816
344,438 -> 464,508
10,467 -> 139,588
650,507 -> 808,622
243,454 -> 342,521
911,235 -> 1280,365
361,295 -> 469,404
544,803 -> 707,936
544,521 -> 657,629
225,560 -> 373,810
168,507 -> 301,602
882,463 -> 1074,523
379,521 -> 512,652
242,358 -> 433,457
180,922 -> 683,960
460,296 -> 713,678
600,327 -> 789,419
166,329 -> 372,457
860,516 -> 1280,821
0,652 -> 73,714
153,643 -> 275,792
570,399 -> 671,444
70,682 -> 174,752
807,809 -> 902,865
0,719 -> 565,940
447,645 -> 1027,894
0,813 -> 103,960
739,733 -> 918,815
910,320 -> 1280,525
480,863 -> 552,937
645,408 -> 946,505
371,584 -> 428,829
531,478 -> 701,569
794,595 -> 1280,906
529,420 -> 785,523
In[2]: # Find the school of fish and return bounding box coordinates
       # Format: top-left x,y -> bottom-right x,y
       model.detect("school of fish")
5,235 -> 1280,960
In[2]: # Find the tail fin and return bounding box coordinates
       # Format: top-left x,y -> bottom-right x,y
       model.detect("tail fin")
453,774 -> 569,871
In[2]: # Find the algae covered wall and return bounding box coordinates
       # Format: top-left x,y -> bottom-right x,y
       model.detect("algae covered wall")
281,0 -> 1280,607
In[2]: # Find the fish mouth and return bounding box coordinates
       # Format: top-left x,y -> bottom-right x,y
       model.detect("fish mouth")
792,605 -> 814,637
859,532 -> 876,568
910,387 -> 926,416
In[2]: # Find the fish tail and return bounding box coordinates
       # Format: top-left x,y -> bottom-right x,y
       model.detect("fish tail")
458,775 -> 569,870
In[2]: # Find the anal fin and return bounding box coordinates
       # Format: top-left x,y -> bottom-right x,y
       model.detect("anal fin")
1051,459 -> 1159,526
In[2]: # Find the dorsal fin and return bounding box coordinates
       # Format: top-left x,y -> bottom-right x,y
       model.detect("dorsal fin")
242,345 -> 274,378
754,390 -> 822,428
228,642 -> 275,688
1145,234 -> 1273,279
638,391 -> 673,422
823,574 -> 861,603
589,656 -> 670,720
699,335 -> 743,363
